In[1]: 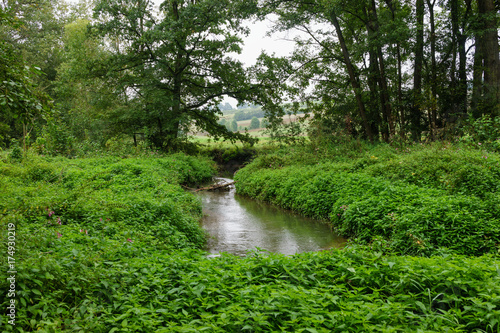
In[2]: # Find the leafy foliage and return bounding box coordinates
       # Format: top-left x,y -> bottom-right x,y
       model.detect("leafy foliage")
1,244 -> 499,331
250,117 -> 261,130
0,8 -> 53,147
90,0 -> 261,148
461,115 -> 500,152
1,150 -> 499,331
235,142 -> 500,256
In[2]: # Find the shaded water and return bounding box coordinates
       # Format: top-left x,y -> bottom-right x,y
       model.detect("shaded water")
198,178 -> 346,256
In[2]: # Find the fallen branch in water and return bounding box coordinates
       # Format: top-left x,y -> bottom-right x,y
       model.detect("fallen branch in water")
193,181 -> 235,192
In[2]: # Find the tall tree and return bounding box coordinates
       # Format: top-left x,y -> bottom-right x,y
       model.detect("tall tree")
426,0 -> 438,137
261,0 -> 418,141
92,0 -> 261,148
411,0 -> 425,140
0,0 -> 72,95
329,7 -> 373,141
365,0 -> 395,140
54,19 -> 121,145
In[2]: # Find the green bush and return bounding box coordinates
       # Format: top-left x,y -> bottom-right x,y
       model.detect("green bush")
0,154 -> 215,249
235,143 -> 500,256
1,150 -> 500,332
461,115 -> 500,151
2,248 -> 498,332
250,117 -> 260,129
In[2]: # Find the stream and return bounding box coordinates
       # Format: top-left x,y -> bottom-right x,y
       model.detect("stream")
197,178 -> 346,256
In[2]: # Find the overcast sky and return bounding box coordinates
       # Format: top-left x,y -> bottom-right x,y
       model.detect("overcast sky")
227,18 -> 297,105
234,18 -> 295,67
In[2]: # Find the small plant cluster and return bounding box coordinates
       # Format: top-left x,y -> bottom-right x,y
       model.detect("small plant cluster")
235,142 -> 500,256
461,115 -> 500,152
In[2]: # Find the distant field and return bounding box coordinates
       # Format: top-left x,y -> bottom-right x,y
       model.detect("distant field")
190,113 -> 310,142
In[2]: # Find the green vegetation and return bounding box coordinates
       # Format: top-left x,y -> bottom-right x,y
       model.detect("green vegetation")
250,117 -> 261,130
234,108 -> 266,121
231,119 -> 239,133
3,0 -> 500,153
0,153 -> 215,330
2,0 -> 500,330
235,142 -> 500,257
0,142 -> 500,332
0,143 -> 499,331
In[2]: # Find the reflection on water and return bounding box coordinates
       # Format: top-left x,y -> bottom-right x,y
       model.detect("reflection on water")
197,178 -> 346,256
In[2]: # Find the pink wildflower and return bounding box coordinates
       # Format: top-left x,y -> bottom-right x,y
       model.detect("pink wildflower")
126,238 -> 133,243
57,232 -> 62,238
56,217 -> 61,225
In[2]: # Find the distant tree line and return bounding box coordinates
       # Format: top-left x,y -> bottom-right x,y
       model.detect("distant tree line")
233,109 -> 266,121
218,103 -> 234,112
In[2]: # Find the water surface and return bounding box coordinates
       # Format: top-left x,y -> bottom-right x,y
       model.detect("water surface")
198,178 -> 346,256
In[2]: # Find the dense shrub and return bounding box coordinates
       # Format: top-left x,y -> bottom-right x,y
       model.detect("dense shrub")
235,143 -> 500,256
461,115 -> 500,152
1,248 -> 498,331
250,116 -> 260,129
0,154 -> 217,331
1,147 -> 499,332
0,154 -> 215,253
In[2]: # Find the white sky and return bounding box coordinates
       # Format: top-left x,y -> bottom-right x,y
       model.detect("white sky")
235,17 -> 295,67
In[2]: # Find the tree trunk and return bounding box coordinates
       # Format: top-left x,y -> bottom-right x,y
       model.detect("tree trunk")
457,33 -> 468,116
385,0 -> 404,137
367,48 -> 383,139
471,32 -> 484,118
368,0 -> 394,141
412,0 -> 424,141
477,0 -> 500,116
426,0 -> 438,139
330,9 -> 373,141
457,0 -> 472,117
450,0 -> 459,120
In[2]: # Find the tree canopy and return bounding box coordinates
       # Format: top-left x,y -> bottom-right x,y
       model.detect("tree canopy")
259,0 -> 500,141
0,5 -> 53,148
90,0 -> 264,148
1,0 -> 499,151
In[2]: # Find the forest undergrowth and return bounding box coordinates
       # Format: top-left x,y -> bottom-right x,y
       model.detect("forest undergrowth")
236,140 -> 500,257
0,143 -> 499,332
